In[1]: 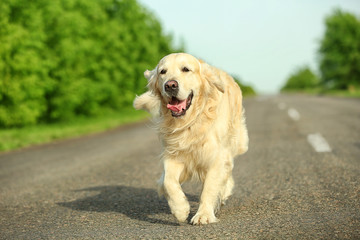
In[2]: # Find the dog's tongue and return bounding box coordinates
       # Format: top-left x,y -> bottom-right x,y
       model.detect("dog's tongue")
167,98 -> 186,113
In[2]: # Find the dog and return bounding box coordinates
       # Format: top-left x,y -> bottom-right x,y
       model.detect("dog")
133,53 -> 248,224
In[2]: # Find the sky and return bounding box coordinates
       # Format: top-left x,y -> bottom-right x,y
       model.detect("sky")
138,0 -> 359,94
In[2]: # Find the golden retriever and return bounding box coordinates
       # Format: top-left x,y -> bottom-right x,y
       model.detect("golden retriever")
133,53 -> 248,224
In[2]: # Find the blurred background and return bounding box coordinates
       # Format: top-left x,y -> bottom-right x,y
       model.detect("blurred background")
139,0 -> 359,94
0,0 -> 359,150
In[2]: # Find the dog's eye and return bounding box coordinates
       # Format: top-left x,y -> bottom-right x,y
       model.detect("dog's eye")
182,67 -> 190,72
160,69 -> 167,74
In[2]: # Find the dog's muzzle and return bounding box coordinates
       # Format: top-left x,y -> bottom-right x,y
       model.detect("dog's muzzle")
164,80 -> 179,97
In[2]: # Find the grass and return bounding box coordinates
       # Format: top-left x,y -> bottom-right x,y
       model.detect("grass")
321,89 -> 360,98
0,108 -> 149,152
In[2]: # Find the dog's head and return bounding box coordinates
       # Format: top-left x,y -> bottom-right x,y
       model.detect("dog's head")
145,53 -> 224,118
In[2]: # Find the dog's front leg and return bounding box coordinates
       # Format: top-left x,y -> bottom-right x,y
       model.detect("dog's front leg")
191,153 -> 232,225
158,159 -> 190,222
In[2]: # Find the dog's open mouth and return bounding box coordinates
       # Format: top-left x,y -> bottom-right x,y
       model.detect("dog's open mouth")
166,91 -> 193,117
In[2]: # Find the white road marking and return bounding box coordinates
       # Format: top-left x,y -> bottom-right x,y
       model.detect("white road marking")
288,108 -> 300,121
307,133 -> 332,153
278,102 -> 287,110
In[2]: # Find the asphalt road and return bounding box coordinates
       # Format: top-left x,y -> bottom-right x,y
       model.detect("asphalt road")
1,95 -> 359,239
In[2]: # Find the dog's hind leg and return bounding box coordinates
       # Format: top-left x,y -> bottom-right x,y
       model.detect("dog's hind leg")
220,175 -> 234,206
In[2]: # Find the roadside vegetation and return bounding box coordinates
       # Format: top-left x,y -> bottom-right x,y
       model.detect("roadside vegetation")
0,108 -> 149,151
0,0 -> 174,151
281,9 -> 360,97
0,0 -> 179,129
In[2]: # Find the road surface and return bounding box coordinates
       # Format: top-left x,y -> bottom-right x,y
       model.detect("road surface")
1,95 -> 359,239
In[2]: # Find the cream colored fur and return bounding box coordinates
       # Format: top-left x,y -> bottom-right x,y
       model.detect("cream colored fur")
133,53 -> 248,225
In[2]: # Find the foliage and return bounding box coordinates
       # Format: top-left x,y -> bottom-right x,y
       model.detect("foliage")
319,9 -> 360,90
0,108 -> 148,152
281,9 -> 359,93
281,66 -> 319,91
0,0 -> 180,128
232,76 -> 256,97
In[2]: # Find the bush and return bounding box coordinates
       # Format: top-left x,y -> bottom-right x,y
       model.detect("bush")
0,0 -> 180,128
281,66 -> 319,91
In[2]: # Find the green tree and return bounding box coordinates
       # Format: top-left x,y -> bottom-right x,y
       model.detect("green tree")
319,9 -> 360,90
0,0 -> 181,128
281,66 -> 319,91
0,0 -> 50,127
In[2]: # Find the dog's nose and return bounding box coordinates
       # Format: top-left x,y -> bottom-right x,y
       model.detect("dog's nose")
164,80 -> 179,96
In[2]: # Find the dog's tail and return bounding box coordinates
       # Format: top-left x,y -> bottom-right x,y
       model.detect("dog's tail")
133,91 -> 161,118
237,108 -> 249,155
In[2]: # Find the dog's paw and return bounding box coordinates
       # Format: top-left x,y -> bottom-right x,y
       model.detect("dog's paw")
191,211 -> 217,225
172,202 -> 190,222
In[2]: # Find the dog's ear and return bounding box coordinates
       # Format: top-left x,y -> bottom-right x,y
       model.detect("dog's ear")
144,69 -> 155,80
144,68 -> 159,93
200,62 -> 225,93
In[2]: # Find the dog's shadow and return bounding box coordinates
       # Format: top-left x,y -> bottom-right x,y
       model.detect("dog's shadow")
58,185 -> 198,226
